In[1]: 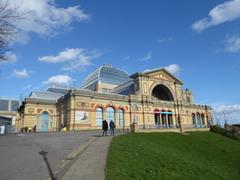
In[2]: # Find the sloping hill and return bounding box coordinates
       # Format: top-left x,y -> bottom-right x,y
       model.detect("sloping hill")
106,132 -> 240,180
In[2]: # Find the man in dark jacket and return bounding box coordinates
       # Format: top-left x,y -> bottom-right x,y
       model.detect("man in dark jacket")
110,120 -> 115,136
102,120 -> 108,136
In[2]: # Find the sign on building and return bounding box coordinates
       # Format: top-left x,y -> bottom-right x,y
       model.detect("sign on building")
75,111 -> 88,123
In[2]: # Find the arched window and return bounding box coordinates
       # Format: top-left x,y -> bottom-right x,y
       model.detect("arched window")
201,114 -> 205,126
118,109 -> 124,127
152,84 -> 174,101
106,107 -> 115,124
96,108 -> 103,127
40,111 -> 49,132
167,111 -> 173,127
161,110 -> 167,127
192,113 -> 196,128
154,109 -> 160,126
196,113 -> 201,128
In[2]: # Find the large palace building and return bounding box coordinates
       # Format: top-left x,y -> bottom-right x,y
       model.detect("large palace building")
16,64 -> 212,132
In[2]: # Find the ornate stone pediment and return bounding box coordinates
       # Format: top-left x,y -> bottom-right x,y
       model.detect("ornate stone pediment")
144,68 -> 183,85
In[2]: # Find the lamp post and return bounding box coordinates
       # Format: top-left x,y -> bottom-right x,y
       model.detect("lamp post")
223,111 -> 227,125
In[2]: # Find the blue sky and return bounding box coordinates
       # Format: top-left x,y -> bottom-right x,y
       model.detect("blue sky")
1,0 -> 240,124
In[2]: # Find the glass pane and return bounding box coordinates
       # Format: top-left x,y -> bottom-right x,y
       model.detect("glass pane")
96,108 -> 103,127
118,109 -> 124,126
0,99 -> 9,111
11,100 -> 19,111
106,107 -> 115,124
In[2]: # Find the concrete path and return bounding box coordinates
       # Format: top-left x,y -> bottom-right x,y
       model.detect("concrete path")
62,136 -> 113,180
0,131 -> 104,180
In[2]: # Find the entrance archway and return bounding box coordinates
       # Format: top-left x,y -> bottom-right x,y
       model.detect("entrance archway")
151,84 -> 174,101
96,107 -> 103,127
154,109 -> 174,128
40,111 -> 49,132
154,109 -> 160,127
196,113 -> 201,128
106,107 -> 115,125
192,113 -> 196,128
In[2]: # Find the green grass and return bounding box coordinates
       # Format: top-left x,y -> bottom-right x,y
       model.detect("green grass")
106,132 -> 240,180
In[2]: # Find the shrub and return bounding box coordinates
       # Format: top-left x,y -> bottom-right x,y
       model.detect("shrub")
210,125 -> 226,136
210,125 -> 239,140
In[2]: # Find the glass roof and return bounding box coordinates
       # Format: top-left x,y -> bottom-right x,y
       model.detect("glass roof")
29,91 -> 64,101
82,64 -> 131,89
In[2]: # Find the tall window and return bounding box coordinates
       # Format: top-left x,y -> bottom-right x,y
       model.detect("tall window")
196,113 -> 201,127
106,107 -> 115,124
201,114 -> 205,126
118,109 -> 124,127
40,111 -> 49,132
154,110 -> 160,126
168,113 -> 173,127
96,108 -> 103,127
192,114 -> 196,128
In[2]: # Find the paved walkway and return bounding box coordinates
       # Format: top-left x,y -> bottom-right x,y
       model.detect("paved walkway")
62,136 -> 113,180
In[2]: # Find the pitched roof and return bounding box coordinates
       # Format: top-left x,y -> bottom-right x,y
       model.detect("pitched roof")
143,68 -> 183,85
28,91 -> 64,101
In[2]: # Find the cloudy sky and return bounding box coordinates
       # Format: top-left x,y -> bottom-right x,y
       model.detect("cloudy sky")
0,0 -> 240,125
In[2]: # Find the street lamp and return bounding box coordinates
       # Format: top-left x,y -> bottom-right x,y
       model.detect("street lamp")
223,111 -> 227,125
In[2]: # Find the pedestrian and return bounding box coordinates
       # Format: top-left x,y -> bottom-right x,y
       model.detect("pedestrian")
24,126 -> 28,133
110,120 -> 115,136
102,120 -> 108,136
33,125 -> 37,133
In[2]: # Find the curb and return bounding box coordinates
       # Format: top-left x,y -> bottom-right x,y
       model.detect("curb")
51,137 -> 97,180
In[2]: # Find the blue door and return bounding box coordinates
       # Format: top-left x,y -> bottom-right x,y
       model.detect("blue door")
41,112 -> 49,132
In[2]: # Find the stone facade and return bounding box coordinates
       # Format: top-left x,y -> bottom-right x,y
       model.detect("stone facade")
16,66 -> 212,132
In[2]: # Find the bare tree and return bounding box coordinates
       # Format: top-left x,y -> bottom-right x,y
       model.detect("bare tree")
0,1 -> 21,61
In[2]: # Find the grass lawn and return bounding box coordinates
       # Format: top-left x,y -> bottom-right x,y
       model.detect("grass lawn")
106,132 -> 240,180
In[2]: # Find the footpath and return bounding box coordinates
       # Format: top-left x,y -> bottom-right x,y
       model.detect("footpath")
61,135 -> 113,180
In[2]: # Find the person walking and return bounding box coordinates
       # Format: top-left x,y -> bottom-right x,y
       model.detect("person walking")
102,120 -> 108,136
33,125 -> 37,133
109,120 -> 115,136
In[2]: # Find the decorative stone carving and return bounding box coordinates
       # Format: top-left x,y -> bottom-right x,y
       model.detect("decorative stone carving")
37,108 -> 43,113
28,108 -> 34,113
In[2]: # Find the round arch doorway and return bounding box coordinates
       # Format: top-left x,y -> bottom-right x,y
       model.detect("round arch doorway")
39,111 -> 50,132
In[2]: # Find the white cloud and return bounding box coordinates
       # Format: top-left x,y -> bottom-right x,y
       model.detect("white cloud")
6,0 -> 89,43
164,64 -> 181,76
123,56 -> 130,60
42,75 -> 73,87
138,51 -> 152,62
22,84 -> 32,90
0,52 -> 17,64
213,104 -> 240,125
12,69 -> 29,78
39,48 -> 82,63
5,52 -> 17,63
157,37 -> 173,43
224,35 -> 240,53
39,48 -> 100,72
192,0 -> 240,32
